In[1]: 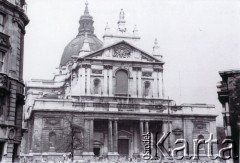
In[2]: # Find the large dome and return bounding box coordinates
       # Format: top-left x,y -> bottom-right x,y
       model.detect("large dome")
60,2 -> 103,66
60,34 -> 103,66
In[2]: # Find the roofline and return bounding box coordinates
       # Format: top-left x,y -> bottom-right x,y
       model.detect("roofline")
219,69 -> 240,76
78,40 -> 164,63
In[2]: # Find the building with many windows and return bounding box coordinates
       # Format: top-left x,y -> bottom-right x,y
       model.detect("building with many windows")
0,0 -> 29,162
21,3 -> 218,162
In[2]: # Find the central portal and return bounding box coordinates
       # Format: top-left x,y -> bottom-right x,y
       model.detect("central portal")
118,139 -> 129,158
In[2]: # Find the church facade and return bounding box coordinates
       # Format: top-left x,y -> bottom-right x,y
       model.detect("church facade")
21,3 -> 218,162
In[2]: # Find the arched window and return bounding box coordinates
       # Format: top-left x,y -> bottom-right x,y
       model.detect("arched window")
115,70 -> 128,95
49,132 -> 56,148
143,81 -> 151,97
93,78 -> 101,95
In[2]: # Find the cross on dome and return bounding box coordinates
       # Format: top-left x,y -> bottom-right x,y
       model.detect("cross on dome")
84,0 -> 89,15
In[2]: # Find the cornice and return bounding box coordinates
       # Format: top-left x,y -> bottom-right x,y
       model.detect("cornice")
0,0 -> 29,28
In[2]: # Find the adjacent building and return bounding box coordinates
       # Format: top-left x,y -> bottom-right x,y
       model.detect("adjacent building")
21,3 -> 218,162
217,69 -> 240,163
0,0 -> 29,162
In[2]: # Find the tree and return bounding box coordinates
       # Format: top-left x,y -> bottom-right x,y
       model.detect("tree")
59,114 -> 84,162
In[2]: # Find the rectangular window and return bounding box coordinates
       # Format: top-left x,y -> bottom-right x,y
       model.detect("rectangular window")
0,14 -> 4,32
0,52 -> 4,72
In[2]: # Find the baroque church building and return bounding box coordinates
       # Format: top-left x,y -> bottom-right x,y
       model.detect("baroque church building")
22,3 -> 218,162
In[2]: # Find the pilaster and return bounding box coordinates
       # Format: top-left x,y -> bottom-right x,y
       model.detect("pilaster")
140,121 -> 144,153
79,67 -> 84,95
132,68 -> 137,97
134,67 -> 142,98
113,120 -> 118,154
103,66 -> 108,96
153,70 -> 158,98
107,65 -> 113,96
108,120 -> 113,153
86,65 -> 91,95
158,69 -> 163,98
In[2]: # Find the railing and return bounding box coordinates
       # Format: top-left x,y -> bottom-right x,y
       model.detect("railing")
117,104 -> 140,112
34,99 -> 172,113
93,103 -> 109,108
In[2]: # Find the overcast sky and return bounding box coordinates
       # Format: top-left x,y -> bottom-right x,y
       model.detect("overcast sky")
24,0 -> 240,125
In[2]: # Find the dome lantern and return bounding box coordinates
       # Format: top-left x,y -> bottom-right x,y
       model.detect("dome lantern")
78,1 -> 95,35
60,2 -> 103,66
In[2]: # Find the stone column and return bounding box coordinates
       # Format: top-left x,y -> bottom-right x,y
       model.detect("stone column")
140,121 -> 144,153
225,102 -> 232,136
76,67 -> 83,95
86,66 -> 91,95
113,120 -> 118,153
137,68 -> 142,97
108,120 -> 113,153
162,120 -> 171,150
161,71 -> 165,97
89,119 -> 94,153
145,121 -> 149,133
153,70 -> 158,98
133,127 -> 138,157
108,66 -> 113,96
132,68 -> 137,97
103,65 -> 108,96
157,68 -> 163,98
83,119 -> 89,152
83,119 -> 94,157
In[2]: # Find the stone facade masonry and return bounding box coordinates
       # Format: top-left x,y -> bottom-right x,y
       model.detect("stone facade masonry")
0,0 -> 28,162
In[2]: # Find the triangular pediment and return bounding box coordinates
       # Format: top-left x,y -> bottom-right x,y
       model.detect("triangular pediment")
82,40 -> 163,63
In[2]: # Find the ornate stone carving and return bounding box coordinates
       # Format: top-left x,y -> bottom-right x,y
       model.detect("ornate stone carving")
132,67 -> 141,71
0,32 -> 10,51
142,72 -> 152,77
153,67 -> 162,72
142,55 -> 153,62
103,65 -> 113,69
146,105 -> 165,112
172,128 -> 183,135
171,105 -> 183,112
12,17 -> 25,33
193,121 -> 207,131
44,118 -> 61,128
8,127 -> 16,139
113,44 -> 131,58
82,64 -> 91,68
0,74 -> 8,89
92,69 -> 102,74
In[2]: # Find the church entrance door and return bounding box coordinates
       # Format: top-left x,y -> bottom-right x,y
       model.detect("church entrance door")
118,139 -> 129,158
